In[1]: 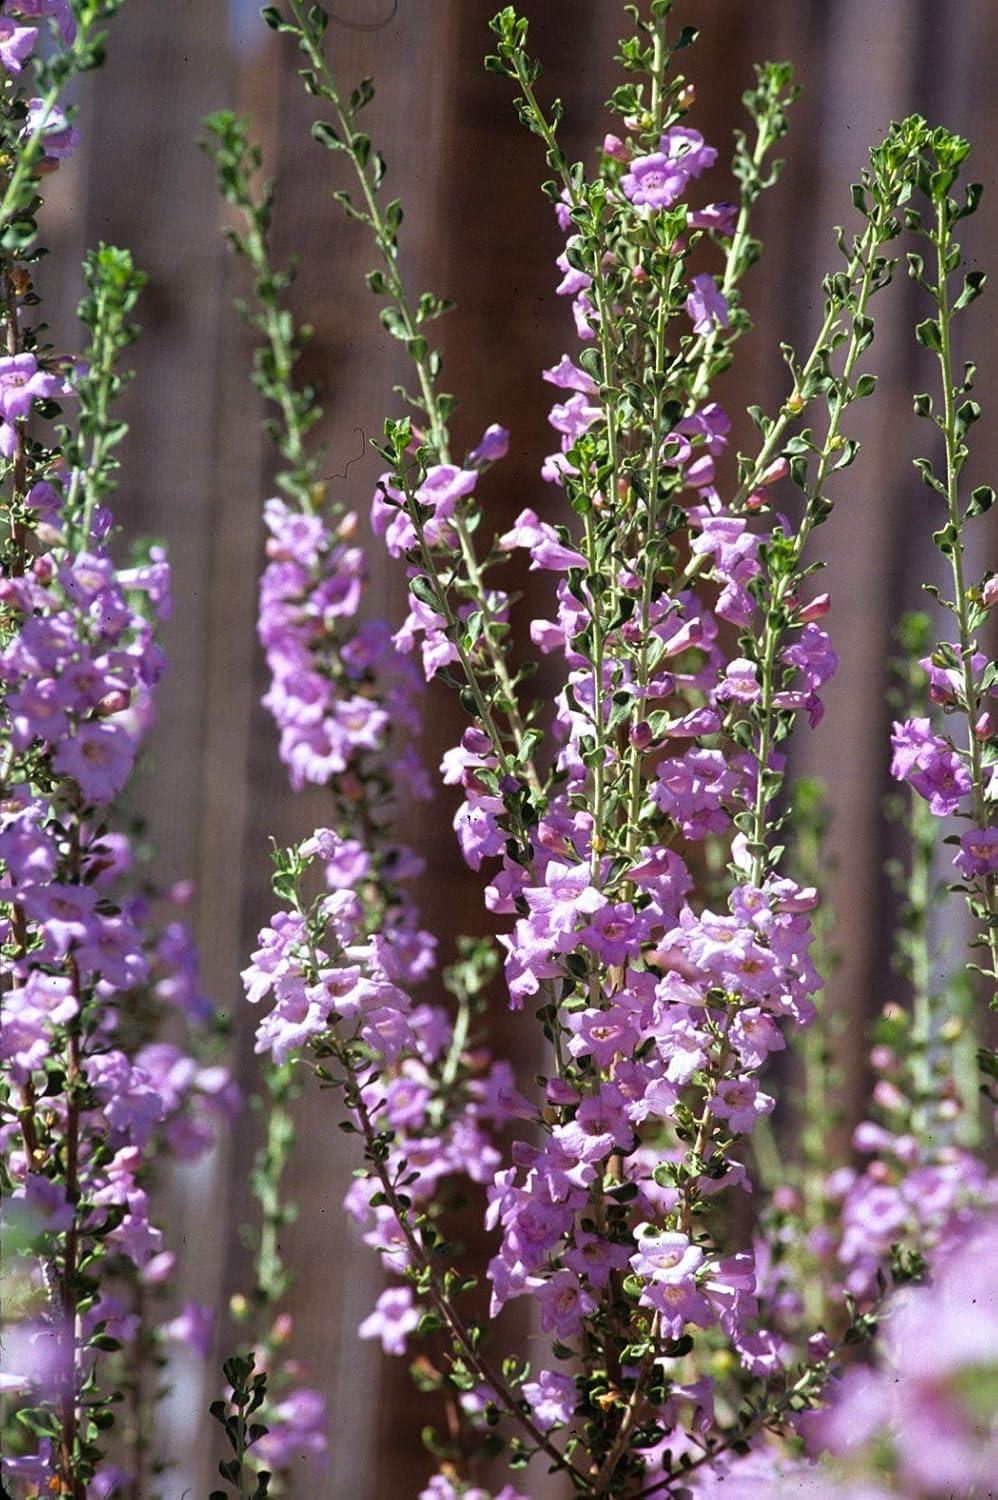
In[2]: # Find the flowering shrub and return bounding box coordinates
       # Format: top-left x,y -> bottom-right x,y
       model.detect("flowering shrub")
0,5 -> 237,1495
2,1 -> 995,1497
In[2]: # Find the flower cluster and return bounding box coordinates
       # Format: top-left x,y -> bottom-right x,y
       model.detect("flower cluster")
207,4 -> 997,1497
0,381 -> 236,1493
810,1214 -> 998,1497
259,496 -> 425,797
1,20 -> 236,1494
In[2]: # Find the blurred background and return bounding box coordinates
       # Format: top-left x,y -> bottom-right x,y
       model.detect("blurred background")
39,0 -> 996,1493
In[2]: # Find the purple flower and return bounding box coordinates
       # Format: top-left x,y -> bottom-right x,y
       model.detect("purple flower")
709,1078 -> 774,1135
0,972 -> 78,1078
890,717 -> 971,816
641,1276 -> 713,1339
534,1269 -> 595,1339
782,623 -> 839,690
523,859 -> 606,938
578,901 -> 642,965
52,720 -> 135,803
630,1226 -> 704,1283
689,201 -> 738,234
468,422 -> 509,465
714,656 -> 760,704
0,18 -> 38,73
23,98 -> 80,160
954,825 -> 998,879
499,508 -> 586,572
0,353 -> 60,421
542,353 -> 599,396
651,748 -> 742,839
253,1386 -> 327,1470
620,151 -> 690,210
686,273 -> 729,336
522,1368 -> 576,1430
661,125 -> 718,179
12,0 -> 77,45
20,882 -> 99,954
565,1001 -> 640,1068
161,1302 -> 215,1360
554,1084 -> 633,1164
358,1284 -> 421,1356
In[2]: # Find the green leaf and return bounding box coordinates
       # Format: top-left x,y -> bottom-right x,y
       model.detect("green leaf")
968,485 -> 994,518
311,120 -> 342,151
954,269 -> 986,311
915,316 -> 942,351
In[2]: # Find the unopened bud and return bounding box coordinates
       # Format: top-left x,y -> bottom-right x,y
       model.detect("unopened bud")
800,592 -> 831,622
759,456 -> 789,487
271,1312 -> 294,1344
677,83 -> 696,109
602,132 -> 629,162
981,575 -> 998,609
772,1184 -> 801,1214
96,691 -> 129,717
975,712 -> 994,741
629,721 -> 653,751
785,391 -> 804,414
872,1079 -> 906,1113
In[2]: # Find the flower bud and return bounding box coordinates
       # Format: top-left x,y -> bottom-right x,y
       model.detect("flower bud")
759,456 -> 789,487
271,1312 -> 294,1344
772,1185 -> 800,1214
96,690 -> 130,717
982,575 -> 998,608
974,711 -> 994,741
629,720 -> 653,752
807,1331 -> 833,1361
602,132 -> 629,161
799,592 -> 831,622
872,1079 -> 906,1113
677,83 -> 696,109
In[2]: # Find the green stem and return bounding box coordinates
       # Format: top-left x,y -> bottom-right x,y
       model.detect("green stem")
289,1 -> 536,777
932,198 -> 998,992
747,214 -> 882,884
